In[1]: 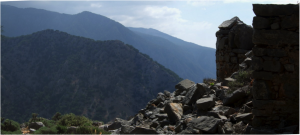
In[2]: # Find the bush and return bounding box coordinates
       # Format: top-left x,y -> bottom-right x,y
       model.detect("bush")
76,126 -> 111,134
1,119 -> 20,132
57,113 -> 92,127
56,124 -> 67,134
33,126 -> 57,134
52,112 -> 62,121
203,78 -> 215,84
227,70 -> 253,94
1,129 -> 22,134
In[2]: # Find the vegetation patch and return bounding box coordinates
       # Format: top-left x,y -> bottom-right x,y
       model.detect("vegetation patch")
227,70 -> 253,94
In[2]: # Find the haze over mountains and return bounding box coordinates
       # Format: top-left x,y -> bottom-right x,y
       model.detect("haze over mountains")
1,29 -> 182,123
1,5 -> 216,83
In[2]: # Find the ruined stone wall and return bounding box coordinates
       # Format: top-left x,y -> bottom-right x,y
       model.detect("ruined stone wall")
215,17 -> 254,82
251,4 -> 299,129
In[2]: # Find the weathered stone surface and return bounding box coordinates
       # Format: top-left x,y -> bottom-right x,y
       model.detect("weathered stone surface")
235,113 -> 253,123
164,90 -> 171,97
152,93 -> 166,105
29,122 -> 45,130
252,16 -> 270,29
216,30 -> 230,36
230,57 -> 238,63
274,125 -> 298,134
263,61 -> 282,72
223,122 -> 234,134
218,16 -> 241,29
223,86 -> 248,106
253,4 -> 299,16
252,56 -> 263,70
187,116 -> 221,133
271,22 -> 280,29
175,79 -> 195,91
211,105 -> 236,116
196,97 -> 214,111
29,128 -> 36,133
245,50 -> 253,57
252,46 -> 266,56
164,103 -> 183,123
252,71 -> 273,80
282,14 -> 299,28
284,64 -> 294,71
253,30 -> 299,45
108,118 -> 130,130
182,83 -> 206,105
252,80 -> 271,100
252,100 -> 286,109
130,127 -> 158,134
232,49 -> 250,54
283,83 -> 299,101
240,104 -> 252,113
120,125 -> 135,134
267,49 -> 287,57
218,37 -> 228,49
230,24 -> 254,50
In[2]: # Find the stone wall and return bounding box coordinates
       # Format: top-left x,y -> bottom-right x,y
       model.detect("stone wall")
215,17 -> 254,82
251,4 -> 299,129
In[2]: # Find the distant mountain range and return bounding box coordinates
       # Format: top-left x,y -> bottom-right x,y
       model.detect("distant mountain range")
1,5 -> 216,83
1,29 -> 182,123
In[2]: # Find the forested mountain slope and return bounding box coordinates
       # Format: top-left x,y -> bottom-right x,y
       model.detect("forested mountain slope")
1,29 -> 182,123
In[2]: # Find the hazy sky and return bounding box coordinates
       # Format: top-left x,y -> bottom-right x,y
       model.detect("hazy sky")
2,0 -> 298,49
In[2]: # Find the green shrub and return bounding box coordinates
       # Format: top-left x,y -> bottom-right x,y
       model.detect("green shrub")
1,119 -> 20,132
1,129 -> 22,134
33,126 -> 57,134
57,113 -> 92,127
76,126 -> 111,134
203,78 -> 215,84
56,124 -> 67,134
227,70 -> 253,94
52,112 -> 62,121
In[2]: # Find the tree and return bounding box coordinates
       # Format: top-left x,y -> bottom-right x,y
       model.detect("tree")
31,113 -> 38,122
52,112 -> 62,121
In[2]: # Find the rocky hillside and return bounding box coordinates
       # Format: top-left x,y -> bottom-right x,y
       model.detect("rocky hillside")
1,29 -> 182,123
1,5 -> 216,83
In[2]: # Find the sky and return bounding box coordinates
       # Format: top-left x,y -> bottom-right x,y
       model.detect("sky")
2,0 -> 298,49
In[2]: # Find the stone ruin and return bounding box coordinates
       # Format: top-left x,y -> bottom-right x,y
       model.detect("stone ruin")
215,16 -> 254,83
251,4 -> 299,131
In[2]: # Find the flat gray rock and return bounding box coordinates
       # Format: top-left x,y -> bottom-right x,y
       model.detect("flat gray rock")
187,116 -> 221,133
196,97 -> 214,111
164,103 -> 183,123
218,16 -> 242,29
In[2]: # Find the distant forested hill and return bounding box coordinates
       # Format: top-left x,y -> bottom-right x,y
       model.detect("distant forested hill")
1,5 -> 216,82
1,29 -> 182,123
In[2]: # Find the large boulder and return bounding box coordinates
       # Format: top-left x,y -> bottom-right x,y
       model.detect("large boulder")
196,97 -> 215,111
152,93 -> 166,105
107,118 -> 130,130
187,116 -> 221,133
211,105 -> 236,116
222,86 -> 248,106
182,83 -> 207,105
164,103 -> 183,123
174,79 -> 195,95
120,125 -> 135,134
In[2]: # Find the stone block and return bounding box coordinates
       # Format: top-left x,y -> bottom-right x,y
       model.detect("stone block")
284,64 -> 294,71
283,83 -> 299,101
218,16 -> 241,29
216,30 -> 230,36
271,22 -> 280,29
222,86 -> 248,106
253,4 -> 299,16
196,97 -> 215,111
218,37 -> 228,49
175,79 -> 195,91
252,16 -> 270,29
187,116 -> 221,133
252,56 -> 263,70
232,49 -> 250,54
182,83 -> 206,105
252,80 -> 271,100
252,46 -> 266,56
253,30 -> 299,46
263,61 -> 282,72
252,99 -> 286,109
252,71 -> 273,80
230,57 -> 238,63
282,14 -> 299,29
164,103 -> 183,123
267,49 -> 287,57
